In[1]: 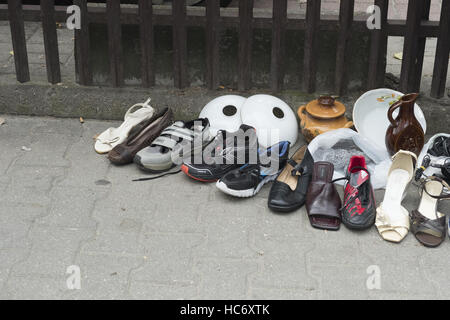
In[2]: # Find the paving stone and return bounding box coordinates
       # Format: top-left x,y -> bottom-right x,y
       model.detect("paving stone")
36,186 -> 98,229
143,202 -> 203,233
195,203 -> 259,259
10,224 -> 94,278
81,227 -> 145,257
250,287 -> 317,300
2,165 -> 65,205
131,233 -> 205,283
418,251 -> 450,299
93,205 -> 147,235
249,239 -> 318,292
129,281 -> 198,300
4,276 -> 67,299
194,258 -> 258,299
0,209 -> 33,250
63,252 -> 141,299
0,247 -> 31,290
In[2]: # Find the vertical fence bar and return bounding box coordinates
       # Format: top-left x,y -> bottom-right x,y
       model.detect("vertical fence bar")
173,0 -> 188,89
430,0 -> 450,98
139,0 -> 154,88
206,0 -> 220,90
8,0 -> 29,83
41,0 -> 61,84
106,0 -> 123,87
334,0 -> 354,95
367,0 -> 389,89
303,0 -> 321,93
271,0 -> 287,93
410,0 -> 430,92
238,0 -> 253,91
400,0 -> 428,93
74,0 -> 91,85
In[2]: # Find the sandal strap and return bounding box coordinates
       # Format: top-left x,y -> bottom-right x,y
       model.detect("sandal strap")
421,176 -> 450,200
124,98 -> 153,120
288,159 -> 307,177
410,210 -> 445,237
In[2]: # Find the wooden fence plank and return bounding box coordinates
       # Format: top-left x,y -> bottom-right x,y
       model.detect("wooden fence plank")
139,0 -> 154,88
334,0 -> 354,95
0,5 -> 442,37
303,0 -> 321,93
206,0 -> 220,90
430,0 -> 450,98
40,0 -> 61,84
400,0 -> 428,93
271,0 -> 287,92
8,0 -> 30,83
173,0 -> 188,89
367,0 -> 389,89
238,0 -> 253,91
74,0 -> 91,85
106,0 -> 123,87
410,0 -> 431,92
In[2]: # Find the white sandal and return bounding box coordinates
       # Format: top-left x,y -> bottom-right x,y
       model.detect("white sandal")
94,98 -> 155,154
375,150 -> 417,243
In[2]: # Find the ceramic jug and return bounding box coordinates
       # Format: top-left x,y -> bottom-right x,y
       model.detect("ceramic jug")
385,93 -> 424,157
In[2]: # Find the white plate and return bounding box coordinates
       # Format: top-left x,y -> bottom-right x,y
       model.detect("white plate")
353,88 -> 427,151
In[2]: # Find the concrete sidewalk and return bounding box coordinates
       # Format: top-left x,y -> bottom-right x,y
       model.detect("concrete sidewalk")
1,115 -> 450,299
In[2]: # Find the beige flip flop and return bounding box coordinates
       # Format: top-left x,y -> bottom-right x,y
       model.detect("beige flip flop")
375,150 -> 417,243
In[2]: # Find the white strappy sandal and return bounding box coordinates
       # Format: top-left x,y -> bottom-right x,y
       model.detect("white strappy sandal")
94,98 -> 155,154
375,150 -> 418,243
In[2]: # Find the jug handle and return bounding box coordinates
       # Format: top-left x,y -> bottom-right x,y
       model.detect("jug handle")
387,100 -> 401,127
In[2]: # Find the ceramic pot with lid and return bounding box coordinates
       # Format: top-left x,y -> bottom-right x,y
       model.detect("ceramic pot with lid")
298,96 -> 353,142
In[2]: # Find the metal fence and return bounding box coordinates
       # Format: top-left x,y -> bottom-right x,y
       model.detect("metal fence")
1,0 -> 449,98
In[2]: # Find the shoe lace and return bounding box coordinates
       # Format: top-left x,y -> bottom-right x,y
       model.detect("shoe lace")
333,166 -> 371,211
238,164 -> 260,178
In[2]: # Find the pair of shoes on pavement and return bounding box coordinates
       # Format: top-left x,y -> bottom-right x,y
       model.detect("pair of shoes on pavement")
181,124 -> 291,197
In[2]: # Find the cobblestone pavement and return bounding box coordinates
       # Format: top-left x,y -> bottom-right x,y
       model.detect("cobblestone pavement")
0,115 -> 450,300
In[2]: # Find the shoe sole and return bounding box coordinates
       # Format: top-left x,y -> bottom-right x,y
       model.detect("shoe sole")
268,202 -> 304,214
216,174 -> 277,198
341,214 -> 376,230
181,164 -> 218,183
136,161 -> 176,174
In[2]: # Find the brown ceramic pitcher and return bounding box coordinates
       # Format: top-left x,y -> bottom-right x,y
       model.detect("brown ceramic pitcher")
385,93 -> 424,157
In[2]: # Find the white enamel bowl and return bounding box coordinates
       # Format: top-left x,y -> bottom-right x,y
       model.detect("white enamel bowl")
353,88 -> 427,151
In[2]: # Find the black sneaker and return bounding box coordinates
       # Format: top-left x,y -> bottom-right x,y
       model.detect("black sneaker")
181,124 -> 258,182
216,141 -> 290,197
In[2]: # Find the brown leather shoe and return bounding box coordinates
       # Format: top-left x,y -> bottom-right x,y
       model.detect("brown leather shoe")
108,108 -> 173,165
306,162 -> 342,231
